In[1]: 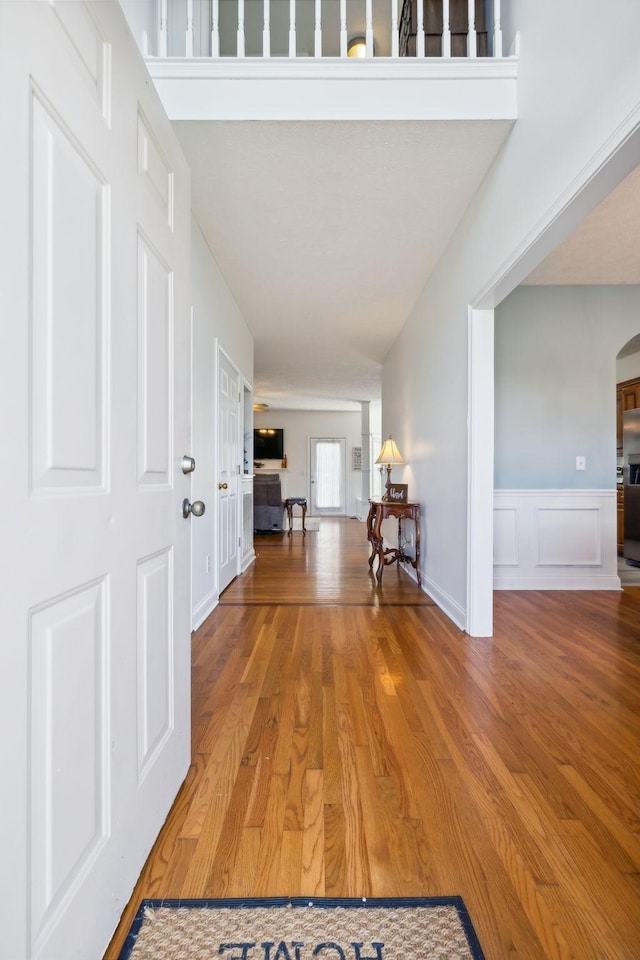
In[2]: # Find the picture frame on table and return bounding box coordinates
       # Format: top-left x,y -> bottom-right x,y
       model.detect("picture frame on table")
386,483 -> 408,503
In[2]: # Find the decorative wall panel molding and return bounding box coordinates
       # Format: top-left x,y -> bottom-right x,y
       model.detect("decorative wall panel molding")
28,579 -> 108,952
536,506 -> 600,566
30,90 -> 108,494
494,489 -> 619,590
494,506 -> 518,566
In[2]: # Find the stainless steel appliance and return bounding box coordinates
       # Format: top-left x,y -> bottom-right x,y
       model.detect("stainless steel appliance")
623,408 -> 640,565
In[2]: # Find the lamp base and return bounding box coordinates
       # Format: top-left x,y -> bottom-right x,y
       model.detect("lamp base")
381,465 -> 392,500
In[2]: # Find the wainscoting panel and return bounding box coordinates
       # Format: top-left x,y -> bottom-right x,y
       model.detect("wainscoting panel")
494,490 -> 620,590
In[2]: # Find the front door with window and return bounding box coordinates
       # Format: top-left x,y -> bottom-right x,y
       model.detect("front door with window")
309,438 -> 347,515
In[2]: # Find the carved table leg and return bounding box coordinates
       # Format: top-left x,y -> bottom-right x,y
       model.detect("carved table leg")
366,503 -> 377,569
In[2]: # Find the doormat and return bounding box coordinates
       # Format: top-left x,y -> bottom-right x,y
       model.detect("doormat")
117,896 -> 485,960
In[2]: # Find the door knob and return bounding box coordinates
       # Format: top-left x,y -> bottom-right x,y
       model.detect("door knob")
218,482 -> 228,490
182,498 -> 206,519
181,455 -> 196,474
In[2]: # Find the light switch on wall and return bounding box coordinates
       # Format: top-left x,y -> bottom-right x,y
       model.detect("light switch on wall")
576,456 -> 586,471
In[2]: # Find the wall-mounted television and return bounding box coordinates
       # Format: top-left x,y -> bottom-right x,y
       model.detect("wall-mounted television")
254,427 -> 284,461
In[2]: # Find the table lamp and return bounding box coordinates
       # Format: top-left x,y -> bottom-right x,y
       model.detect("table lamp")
375,436 -> 405,500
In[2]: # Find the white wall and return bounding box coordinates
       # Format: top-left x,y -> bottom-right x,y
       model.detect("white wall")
191,217 -> 253,628
382,0 -> 640,627
495,285 -> 640,489
119,0 -> 157,53
253,409 -> 363,515
617,350 -> 640,383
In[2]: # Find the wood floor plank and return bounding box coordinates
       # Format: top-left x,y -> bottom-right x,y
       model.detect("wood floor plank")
253,772 -> 288,894
226,826 -> 262,898
301,769 -> 325,896
103,519 -> 640,960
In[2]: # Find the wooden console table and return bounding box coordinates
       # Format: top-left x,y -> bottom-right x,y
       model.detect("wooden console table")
366,499 -> 421,586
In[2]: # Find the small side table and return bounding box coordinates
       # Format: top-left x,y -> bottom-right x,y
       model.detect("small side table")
284,497 -> 307,535
366,499 -> 421,586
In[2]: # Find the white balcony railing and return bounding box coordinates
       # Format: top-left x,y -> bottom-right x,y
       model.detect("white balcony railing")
152,0 -> 503,62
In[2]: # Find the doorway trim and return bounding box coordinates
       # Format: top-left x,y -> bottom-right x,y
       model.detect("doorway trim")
309,437 -> 347,515
466,108 -> 640,637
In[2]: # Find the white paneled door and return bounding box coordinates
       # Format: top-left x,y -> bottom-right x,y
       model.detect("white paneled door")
0,4 -> 191,958
217,347 -> 241,593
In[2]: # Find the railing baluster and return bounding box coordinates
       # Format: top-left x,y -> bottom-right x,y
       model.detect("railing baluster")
156,0 -> 500,64
159,0 -> 168,57
186,0 -> 194,56
289,0 -> 296,57
263,0 -> 271,57
390,0 -> 399,58
238,0 -> 245,57
210,0 -> 219,57
442,0 -> 451,57
314,0 -> 322,58
493,0 -> 502,56
467,0 -> 477,56
416,0 -> 425,57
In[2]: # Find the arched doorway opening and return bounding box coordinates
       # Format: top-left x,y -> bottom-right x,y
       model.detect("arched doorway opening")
616,334 -> 640,585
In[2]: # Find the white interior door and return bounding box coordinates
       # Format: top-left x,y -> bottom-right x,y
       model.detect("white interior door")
218,347 -> 241,593
0,4 -> 191,957
309,438 -> 347,515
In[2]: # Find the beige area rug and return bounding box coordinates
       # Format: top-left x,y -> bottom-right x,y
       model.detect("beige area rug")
118,897 -> 485,960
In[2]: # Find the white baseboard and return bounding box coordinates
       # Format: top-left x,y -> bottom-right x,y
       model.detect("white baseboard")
192,589 -> 218,631
241,550 -> 256,573
420,572 -> 466,630
494,489 -> 620,591
494,575 -> 621,590
380,537 -> 466,630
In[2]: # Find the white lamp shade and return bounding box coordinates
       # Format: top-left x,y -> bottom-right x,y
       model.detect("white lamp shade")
375,437 -> 405,466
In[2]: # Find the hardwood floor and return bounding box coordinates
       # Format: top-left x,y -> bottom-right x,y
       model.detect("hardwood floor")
104,519 -> 640,960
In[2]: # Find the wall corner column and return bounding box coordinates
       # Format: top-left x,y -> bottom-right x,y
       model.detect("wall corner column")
467,307 -> 494,637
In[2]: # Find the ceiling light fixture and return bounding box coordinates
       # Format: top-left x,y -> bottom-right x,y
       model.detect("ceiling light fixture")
253,402 -> 269,412
347,36 -> 368,57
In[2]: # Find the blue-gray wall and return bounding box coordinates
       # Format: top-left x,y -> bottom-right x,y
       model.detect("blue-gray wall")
495,285 -> 640,489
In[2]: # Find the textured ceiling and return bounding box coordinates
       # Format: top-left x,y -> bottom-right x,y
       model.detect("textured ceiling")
524,163 -> 640,363
175,120 -> 640,409
175,119 -> 514,410
523,164 -> 640,287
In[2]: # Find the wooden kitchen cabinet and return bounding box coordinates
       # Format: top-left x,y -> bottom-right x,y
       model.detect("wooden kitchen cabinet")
617,377 -> 640,454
